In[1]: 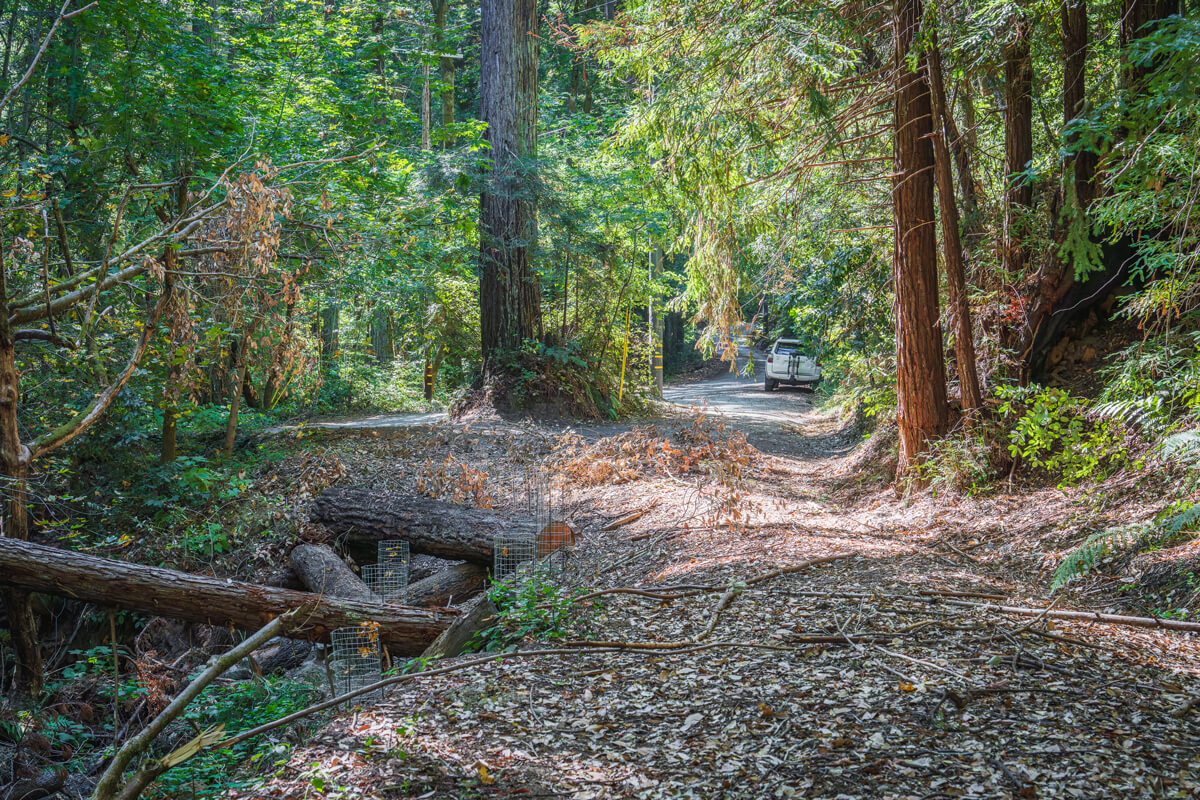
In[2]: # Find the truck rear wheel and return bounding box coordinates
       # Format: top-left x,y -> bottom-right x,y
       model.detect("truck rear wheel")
764,378 -> 777,392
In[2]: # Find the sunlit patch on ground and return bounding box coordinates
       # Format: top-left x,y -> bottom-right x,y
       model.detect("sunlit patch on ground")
229,391 -> 1200,799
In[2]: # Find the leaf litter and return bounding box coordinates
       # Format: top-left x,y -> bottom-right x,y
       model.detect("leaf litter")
228,408 -> 1200,799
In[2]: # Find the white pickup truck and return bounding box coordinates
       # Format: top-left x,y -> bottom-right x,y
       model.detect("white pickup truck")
764,338 -> 822,392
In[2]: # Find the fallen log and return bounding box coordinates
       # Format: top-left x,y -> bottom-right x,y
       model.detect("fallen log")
0,538 -> 453,655
312,488 -> 537,565
407,562 -> 488,608
290,544 -> 373,600
422,595 -> 498,660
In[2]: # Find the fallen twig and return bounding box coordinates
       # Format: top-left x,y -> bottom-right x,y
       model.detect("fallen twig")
941,599 -> 1200,634
216,639 -> 792,751
917,588 -> 1007,601
940,541 -> 980,563
601,501 -> 660,531
693,582 -> 745,642
1171,695 -> 1200,718
574,552 -> 859,606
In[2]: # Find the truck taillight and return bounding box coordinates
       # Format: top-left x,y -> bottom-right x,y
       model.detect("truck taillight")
767,356 -> 773,363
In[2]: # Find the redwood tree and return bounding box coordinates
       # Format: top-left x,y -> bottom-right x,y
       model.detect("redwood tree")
479,0 -> 542,372
431,0 -> 456,145
1063,0 -> 1094,207
1120,0 -> 1181,91
1002,10 -> 1034,282
893,0 -> 948,474
926,33 -> 982,412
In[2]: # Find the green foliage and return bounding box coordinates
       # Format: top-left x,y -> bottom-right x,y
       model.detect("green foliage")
488,340 -> 638,420
148,678 -> 322,799
996,385 -> 1128,487
1095,331 -> 1200,436
913,425 -> 998,497
1052,502 -> 1200,590
317,355 -> 428,414
473,575 -> 593,652
140,456 -> 253,514
1051,525 -> 1146,591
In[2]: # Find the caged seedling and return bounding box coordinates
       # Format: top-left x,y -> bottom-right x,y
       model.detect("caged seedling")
329,623 -> 383,703
495,463 -> 575,581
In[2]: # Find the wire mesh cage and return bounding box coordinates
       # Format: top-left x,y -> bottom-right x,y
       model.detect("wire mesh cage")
362,562 -> 408,604
329,625 -> 382,703
378,540 -> 411,571
366,540 -> 410,603
493,464 -> 574,582
493,530 -> 539,582
523,470 -> 553,535
532,463 -> 575,574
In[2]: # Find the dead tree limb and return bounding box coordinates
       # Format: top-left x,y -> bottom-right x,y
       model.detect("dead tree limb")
91,608 -> 305,800
312,488 -> 538,564
0,538 -> 453,653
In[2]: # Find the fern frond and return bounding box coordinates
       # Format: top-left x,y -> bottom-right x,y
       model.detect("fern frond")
1159,501 -> 1200,538
1052,505 -> 1200,591
1051,524 -> 1148,591
1160,429 -> 1200,466
1093,398 -> 1154,429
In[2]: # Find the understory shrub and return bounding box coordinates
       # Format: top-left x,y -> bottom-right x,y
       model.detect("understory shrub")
148,677 -> 323,798
474,575 -> 591,651
996,384 -> 1129,487
914,425 -> 998,496
316,355 -> 427,413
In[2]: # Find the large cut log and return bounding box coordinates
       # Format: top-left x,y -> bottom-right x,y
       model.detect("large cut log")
312,488 -> 537,565
0,538 -> 453,655
290,544 -> 373,600
407,562 -> 488,608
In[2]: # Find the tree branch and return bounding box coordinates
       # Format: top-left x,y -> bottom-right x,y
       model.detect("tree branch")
13,328 -> 75,348
0,0 -> 97,114
91,607 -> 307,800
28,284 -> 171,461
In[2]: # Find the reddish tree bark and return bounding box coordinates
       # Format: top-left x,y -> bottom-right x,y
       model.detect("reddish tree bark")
1063,0 -> 1094,207
892,0 -> 948,474
1003,11 -> 1034,281
1120,0 -> 1180,90
479,0 -> 542,371
0,246 -> 38,693
926,36 -> 982,412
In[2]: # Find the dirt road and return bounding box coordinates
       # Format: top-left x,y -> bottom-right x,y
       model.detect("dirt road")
241,372 -> 1200,800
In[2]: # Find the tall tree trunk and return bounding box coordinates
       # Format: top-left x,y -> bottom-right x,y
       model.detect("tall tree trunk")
370,308 -> 393,364
926,37 -> 983,412
262,300 -> 296,410
421,61 -> 432,150
319,304 -> 338,364
944,81 -> 979,229
160,367 -> 179,464
159,202 -> 184,464
893,0 -> 948,475
0,244 -> 40,694
959,83 -> 984,286
431,0 -> 456,146
1120,0 -> 1180,91
224,321 -> 255,457
479,0 -> 542,370
1003,11 -> 1034,283
1063,0 -> 1094,208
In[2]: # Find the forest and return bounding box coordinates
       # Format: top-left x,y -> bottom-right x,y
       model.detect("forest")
1,0 -> 1200,797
